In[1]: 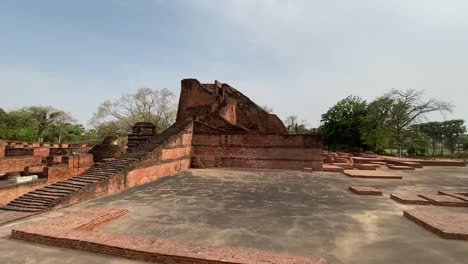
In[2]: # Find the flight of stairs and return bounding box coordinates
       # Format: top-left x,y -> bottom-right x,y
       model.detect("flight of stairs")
1,122 -> 189,213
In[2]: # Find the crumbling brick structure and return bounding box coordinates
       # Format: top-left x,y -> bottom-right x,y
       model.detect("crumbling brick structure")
1,78 -> 322,212
179,79 -> 323,171
177,79 -> 288,133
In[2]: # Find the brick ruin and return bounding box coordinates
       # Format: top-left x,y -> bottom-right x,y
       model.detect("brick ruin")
0,78 -> 323,212
0,140 -> 93,204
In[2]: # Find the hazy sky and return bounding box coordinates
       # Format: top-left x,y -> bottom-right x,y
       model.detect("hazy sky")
1,0 -> 467,128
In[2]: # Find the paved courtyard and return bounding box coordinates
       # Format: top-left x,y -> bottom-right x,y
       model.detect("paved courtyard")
1,166 -> 468,263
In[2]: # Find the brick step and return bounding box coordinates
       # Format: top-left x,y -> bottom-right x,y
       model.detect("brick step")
9,199 -> 51,207
62,180 -> 90,186
32,190 -> 67,197
77,174 -> 109,180
69,178 -> 100,184
37,187 -> 73,195
83,172 -> 110,176
51,182 -> 82,189
76,176 -> 107,182
45,185 -> 77,192
9,200 -> 50,207
0,205 -> 43,212
23,193 -> 58,201
6,201 -> 48,209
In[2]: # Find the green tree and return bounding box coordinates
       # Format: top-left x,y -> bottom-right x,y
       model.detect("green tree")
366,89 -> 452,156
90,87 -> 176,136
441,120 -> 466,154
0,109 -> 38,141
22,106 -> 74,142
405,125 -> 430,156
320,96 -> 368,151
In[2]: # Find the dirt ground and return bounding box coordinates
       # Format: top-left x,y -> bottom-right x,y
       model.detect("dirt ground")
1,166 -> 468,264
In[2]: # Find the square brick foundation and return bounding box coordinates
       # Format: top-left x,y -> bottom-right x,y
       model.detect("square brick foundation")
404,210 -> 468,240
11,207 -> 327,264
417,194 -> 468,207
390,194 -> 430,205
349,186 -> 383,195
343,170 -> 402,179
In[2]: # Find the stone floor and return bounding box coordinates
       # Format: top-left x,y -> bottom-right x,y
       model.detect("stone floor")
1,166 -> 468,263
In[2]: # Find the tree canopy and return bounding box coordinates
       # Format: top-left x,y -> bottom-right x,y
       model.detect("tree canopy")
90,87 -> 176,136
320,89 -> 461,157
320,96 -> 368,152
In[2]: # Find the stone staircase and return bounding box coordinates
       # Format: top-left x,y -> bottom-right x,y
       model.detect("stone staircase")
1,122 -> 189,213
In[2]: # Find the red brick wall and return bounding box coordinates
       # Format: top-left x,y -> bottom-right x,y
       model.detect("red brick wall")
176,79 -> 287,133
0,179 -> 48,205
127,159 -> 191,188
44,165 -> 89,184
63,154 -> 94,169
192,133 -> 323,171
5,147 -> 50,158
0,156 -> 42,175
128,123 -> 193,187
52,123 -> 194,210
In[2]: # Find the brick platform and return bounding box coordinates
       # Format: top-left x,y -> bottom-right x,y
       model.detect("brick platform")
349,186 -> 383,195
332,163 -> 353,170
404,210 -> 468,240
417,194 -> 468,207
354,164 -> 378,170
0,211 -> 38,226
343,170 -> 402,179
387,164 -> 415,170
323,164 -> 344,172
390,194 -> 430,205
11,207 -> 327,264
437,191 -> 468,202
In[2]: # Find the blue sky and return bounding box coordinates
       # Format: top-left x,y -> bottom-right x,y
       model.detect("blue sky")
1,0 -> 467,128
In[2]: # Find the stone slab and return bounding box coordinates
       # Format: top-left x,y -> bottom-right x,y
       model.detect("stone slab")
15,175 -> 38,183
401,161 -> 423,168
390,194 -> 430,205
11,207 -> 327,264
418,194 -> 468,207
354,164 -> 378,170
404,210 -> 468,240
437,191 -> 468,202
332,163 -> 353,170
370,161 -> 387,165
343,170 -> 402,179
387,164 -> 415,170
323,164 -> 344,172
349,186 -> 383,195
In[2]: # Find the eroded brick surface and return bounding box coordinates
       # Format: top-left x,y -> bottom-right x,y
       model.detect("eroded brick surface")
11,207 -> 327,264
349,186 -> 383,195
323,165 -> 344,172
390,194 -> 430,205
387,164 -> 415,170
437,191 -> 468,202
418,194 -> 468,207
404,210 -> 468,240
343,170 -> 402,179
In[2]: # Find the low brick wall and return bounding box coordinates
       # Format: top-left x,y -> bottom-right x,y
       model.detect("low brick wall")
0,156 -> 42,175
52,123 -> 194,210
6,147 -> 51,158
383,157 -> 465,167
192,133 -> 323,170
0,179 -> 48,205
44,165 -> 90,184
127,123 -> 193,187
